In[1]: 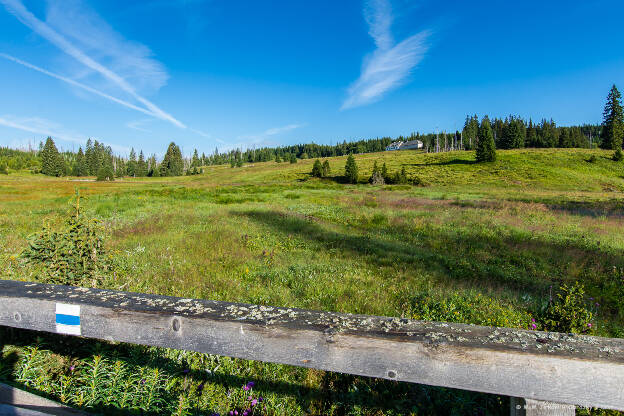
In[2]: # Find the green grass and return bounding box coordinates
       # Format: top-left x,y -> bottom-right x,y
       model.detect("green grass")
1,148 -> 623,415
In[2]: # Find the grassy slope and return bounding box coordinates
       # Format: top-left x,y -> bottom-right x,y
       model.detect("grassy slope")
1,148 -> 623,415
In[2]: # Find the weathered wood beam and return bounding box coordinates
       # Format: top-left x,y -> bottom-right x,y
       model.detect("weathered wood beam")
1,280 -> 623,411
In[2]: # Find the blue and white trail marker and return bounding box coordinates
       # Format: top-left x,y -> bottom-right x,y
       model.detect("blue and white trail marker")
55,303 -> 81,335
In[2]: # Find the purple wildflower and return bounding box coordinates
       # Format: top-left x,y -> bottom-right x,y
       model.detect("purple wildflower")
246,381 -> 255,389
251,399 -> 258,406
259,397 -> 263,402
243,385 -> 250,391
531,323 -> 537,330
140,379 -> 146,385
183,368 -> 190,374
69,365 -> 75,372
531,318 -> 535,322
588,323 -> 592,328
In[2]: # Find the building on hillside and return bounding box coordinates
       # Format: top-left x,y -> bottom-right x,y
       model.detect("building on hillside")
385,140 -> 423,151
399,140 -> 423,150
385,141 -> 403,151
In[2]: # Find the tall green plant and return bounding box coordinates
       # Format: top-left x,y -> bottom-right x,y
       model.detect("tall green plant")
21,192 -> 110,286
600,84 -> 624,152
476,117 -> 497,162
344,154 -> 358,184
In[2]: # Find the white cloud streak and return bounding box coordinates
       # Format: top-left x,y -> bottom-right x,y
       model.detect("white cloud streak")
0,115 -> 129,152
0,0 -> 185,128
237,123 -> 305,142
342,0 -> 431,110
126,119 -> 153,133
0,53 -> 159,119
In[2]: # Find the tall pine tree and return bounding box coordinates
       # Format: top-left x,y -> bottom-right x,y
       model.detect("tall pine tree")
137,150 -> 148,176
344,154 -> 359,183
40,137 -> 64,176
600,84 -> 624,153
160,142 -> 184,176
73,147 -> 86,176
476,117 -> 496,162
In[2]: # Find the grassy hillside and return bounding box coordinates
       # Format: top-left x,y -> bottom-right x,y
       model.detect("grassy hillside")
1,148 -> 623,415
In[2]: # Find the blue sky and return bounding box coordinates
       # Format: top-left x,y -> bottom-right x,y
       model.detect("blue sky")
0,0 -> 623,156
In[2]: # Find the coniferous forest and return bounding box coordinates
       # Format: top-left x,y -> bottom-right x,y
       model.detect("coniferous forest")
1,85 -> 623,178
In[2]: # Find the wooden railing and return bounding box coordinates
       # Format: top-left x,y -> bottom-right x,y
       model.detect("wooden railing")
1,279 -> 623,415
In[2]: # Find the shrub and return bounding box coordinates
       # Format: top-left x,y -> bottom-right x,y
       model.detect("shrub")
369,161 -> 385,185
322,160 -> 330,177
289,154 -> 297,164
344,154 -> 358,184
21,193 -> 110,287
540,282 -> 594,334
311,159 -> 323,177
587,155 -> 597,163
0,161 -> 8,175
406,290 -> 532,328
614,148 -> 623,161
96,165 -> 114,181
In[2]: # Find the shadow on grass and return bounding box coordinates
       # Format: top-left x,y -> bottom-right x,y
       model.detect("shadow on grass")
450,198 -> 624,219
409,158 -> 477,167
236,209 -> 624,299
0,328 -> 506,416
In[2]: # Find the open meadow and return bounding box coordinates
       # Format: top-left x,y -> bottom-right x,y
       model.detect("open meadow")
1,148 -> 624,415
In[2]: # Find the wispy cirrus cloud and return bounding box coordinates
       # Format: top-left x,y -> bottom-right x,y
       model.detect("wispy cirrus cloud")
0,0 -> 185,128
342,0 -> 431,110
0,115 -> 129,152
0,53 -> 159,119
237,123 -> 306,143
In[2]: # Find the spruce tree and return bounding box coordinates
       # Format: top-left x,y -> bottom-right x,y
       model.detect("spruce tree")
600,84 -> 624,153
311,159 -> 323,177
476,117 -> 496,162
369,160 -> 384,184
344,154 -> 358,184
191,149 -> 200,168
160,142 -> 184,176
322,160 -> 330,177
40,137 -> 63,176
137,150 -> 147,176
127,148 -> 137,177
73,147 -> 86,176
289,153 -> 297,164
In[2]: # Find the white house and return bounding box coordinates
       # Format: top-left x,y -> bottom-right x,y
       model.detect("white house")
385,140 -> 423,151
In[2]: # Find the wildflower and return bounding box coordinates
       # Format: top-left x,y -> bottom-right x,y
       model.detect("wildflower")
251,399 -> 258,406
531,323 -> 537,330
595,303 -> 600,307
197,382 -> 205,393
258,397 -> 263,402
140,379 -> 146,385
69,365 -> 75,372
588,323 -> 592,328
243,385 -> 250,391
531,318 -> 535,322
183,368 -> 190,374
